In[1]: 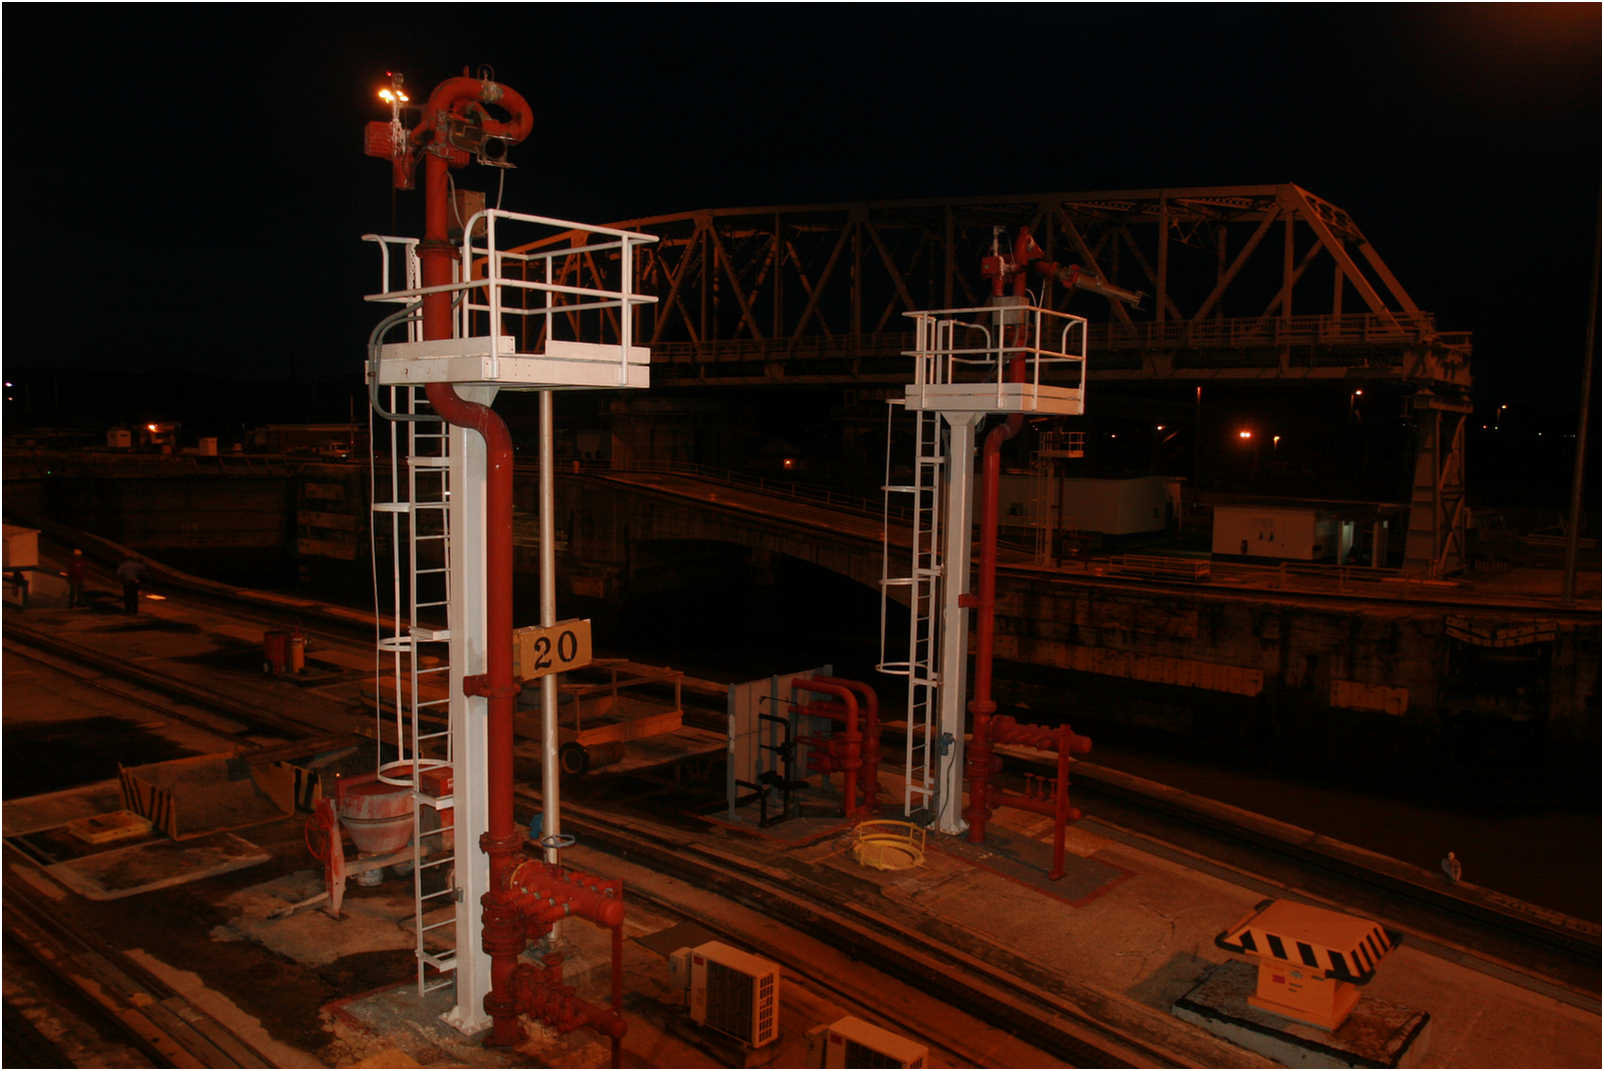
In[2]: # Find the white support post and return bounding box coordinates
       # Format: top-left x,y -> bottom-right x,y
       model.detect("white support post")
538,390 -> 564,949
442,384 -> 495,1035
934,412 -> 981,836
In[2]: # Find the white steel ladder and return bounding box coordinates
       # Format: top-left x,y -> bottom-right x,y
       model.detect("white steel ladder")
365,232 -> 461,997
878,399 -> 945,818
373,383 -> 459,997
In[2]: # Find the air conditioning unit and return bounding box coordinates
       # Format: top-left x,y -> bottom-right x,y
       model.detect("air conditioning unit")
810,1016 -> 928,1068
676,941 -> 780,1048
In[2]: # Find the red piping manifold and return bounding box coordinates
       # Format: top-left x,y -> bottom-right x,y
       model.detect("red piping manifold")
499,859 -> 628,1063
986,715 -> 1091,879
793,678 -> 871,819
820,677 -> 880,813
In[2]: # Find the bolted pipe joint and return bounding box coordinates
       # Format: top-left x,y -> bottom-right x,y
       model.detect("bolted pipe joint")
509,859 -> 625,929
480,894 -> 526,958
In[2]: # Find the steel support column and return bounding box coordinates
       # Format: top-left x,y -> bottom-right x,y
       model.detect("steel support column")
934,412 -> 981,836
443,384 -> 496,1035
1403,391 -> 1471,576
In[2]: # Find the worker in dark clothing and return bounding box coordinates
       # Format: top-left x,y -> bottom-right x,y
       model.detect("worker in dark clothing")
67,549 -> 87,608
115,558 -> 147,613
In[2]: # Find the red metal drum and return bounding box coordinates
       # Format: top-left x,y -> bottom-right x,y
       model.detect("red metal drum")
338,779 -> 413,854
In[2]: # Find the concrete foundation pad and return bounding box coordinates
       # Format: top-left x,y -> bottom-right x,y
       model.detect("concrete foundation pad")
1174,960 -> 1431,1068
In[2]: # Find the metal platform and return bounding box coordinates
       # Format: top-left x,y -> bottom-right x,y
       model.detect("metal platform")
374,337 -> 651,391
903,380 -> 1084,415
364,209 -> 658,393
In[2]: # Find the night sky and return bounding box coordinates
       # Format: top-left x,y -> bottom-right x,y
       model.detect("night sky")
3,5 -> 1599,433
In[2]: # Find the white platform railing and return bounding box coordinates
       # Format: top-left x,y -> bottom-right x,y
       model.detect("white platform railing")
364,210 -> 659,385
903,304 -> 1090,409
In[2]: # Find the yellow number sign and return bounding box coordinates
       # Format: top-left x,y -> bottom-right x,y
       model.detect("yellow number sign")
513,619 -> 592,681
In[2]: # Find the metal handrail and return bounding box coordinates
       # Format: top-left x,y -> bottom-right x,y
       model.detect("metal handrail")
364,210 -> 660,383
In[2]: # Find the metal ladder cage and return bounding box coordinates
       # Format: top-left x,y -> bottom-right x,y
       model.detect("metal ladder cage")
877,398 -> 946,818
362,233 -> 459,995
902,304 -> 1091,406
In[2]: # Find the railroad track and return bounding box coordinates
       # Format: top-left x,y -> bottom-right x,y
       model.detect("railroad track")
3,854 -> 275,1068
4,569 -> 1598,1065
529,789 -> 1266,1068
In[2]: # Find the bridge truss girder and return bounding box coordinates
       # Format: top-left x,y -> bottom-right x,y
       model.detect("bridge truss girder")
506,185 -> 1473,574
510,184 -> 1471,390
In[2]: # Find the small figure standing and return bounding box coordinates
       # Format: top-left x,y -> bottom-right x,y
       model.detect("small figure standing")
1441,850 -> 1462,884
67,549 -> 87,608
115,558 -> 147,614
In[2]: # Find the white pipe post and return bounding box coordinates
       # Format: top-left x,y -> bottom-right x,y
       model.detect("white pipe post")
934,411 -> 982,836
540,389 -> 560,862
443,384 -> 495,1035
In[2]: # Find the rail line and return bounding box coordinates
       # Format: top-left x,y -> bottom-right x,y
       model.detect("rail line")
531,789 -> 1257,1068
4,571 -> 1597,1066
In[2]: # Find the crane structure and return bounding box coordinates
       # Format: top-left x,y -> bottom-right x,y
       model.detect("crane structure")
360,70 -> 656,1059
879,227 -> 1136,869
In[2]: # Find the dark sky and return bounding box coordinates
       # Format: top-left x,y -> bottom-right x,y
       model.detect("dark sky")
4,5 -> 1599,424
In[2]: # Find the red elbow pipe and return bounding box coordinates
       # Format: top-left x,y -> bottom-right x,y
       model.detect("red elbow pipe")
408,76 -> 532,1048
413,77 -> 534,150
794,678 -> 861,818
818,677 -> 880,814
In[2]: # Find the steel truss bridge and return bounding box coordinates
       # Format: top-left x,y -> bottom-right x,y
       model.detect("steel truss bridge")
505,184 -> 1473,575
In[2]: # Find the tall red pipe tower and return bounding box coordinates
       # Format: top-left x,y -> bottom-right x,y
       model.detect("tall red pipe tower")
881,226 -> 1134,871
363,70 -> 656,1058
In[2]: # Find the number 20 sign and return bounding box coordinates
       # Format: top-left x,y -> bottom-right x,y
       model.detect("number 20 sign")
513,619 -> 593,681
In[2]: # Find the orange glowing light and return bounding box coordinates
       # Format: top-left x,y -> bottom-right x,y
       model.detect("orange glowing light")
145,593 -> 167,601
1238,429 -> 1253,440
147,423 -> 158,432
782,458 -> 795,470
378,87 -> 410,104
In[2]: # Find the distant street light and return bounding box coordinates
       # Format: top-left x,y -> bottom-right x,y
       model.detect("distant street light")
1237,429 -> 1253,440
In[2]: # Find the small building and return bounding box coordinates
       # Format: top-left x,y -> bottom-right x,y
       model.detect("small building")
1212,504 -> 1340,562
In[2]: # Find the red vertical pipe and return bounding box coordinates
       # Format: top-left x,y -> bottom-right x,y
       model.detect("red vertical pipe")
794,679 -> 860,818
1053,729 -> 1070,880
964,376 -> 1024,843
965,232 -> 1045,843
829,678 -> 880,815
419,138 -> 526,1049
611,922 -> 624,1068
